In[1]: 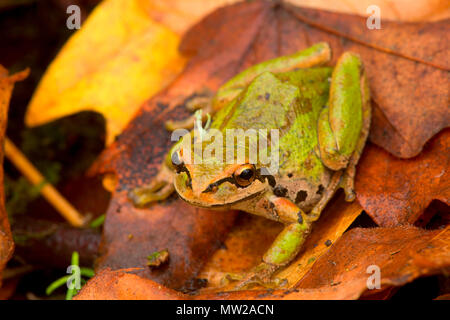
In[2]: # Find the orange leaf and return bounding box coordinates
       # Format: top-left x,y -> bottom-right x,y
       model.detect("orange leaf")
356,130 -> 449,226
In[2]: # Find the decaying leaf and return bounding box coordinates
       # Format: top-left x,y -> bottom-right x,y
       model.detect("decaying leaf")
0,66 -> 29,284
295,225 -> 450,295
75,268 -> 185,300
94,194 -> 236,291
25,0 -> 186,145
356,130 -> 450,227
76,225 -> 450,300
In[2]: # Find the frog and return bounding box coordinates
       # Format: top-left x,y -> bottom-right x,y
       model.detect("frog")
128,42 -> 371,289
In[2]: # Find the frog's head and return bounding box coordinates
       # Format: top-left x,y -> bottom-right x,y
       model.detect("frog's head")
172,148 -> 268,208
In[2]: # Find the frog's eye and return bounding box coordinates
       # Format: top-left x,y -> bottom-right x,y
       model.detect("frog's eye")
234,164 -> 256,187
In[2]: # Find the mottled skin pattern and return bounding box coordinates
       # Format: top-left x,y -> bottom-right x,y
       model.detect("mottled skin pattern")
129,43 -> 371,289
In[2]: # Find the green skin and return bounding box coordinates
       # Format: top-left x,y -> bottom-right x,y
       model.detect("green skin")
129,42 -> 371,289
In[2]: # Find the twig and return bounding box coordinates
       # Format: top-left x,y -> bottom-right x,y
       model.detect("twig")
4,137 -> 85,227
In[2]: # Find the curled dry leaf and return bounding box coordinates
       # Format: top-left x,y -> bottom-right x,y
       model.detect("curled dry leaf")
294,225 -> 450,296
0,66 -> 29,284
356,129 -> 450,227
76,225 -> 450,300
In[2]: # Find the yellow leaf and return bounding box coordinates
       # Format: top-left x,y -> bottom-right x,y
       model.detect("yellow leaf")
26,0 -> 186,145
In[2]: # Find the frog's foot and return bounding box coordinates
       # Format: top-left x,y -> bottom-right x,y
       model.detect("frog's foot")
165,95 -> 213,131
222,263 -> 287,290
127,165 -> 175,207
308,170 -> 343,222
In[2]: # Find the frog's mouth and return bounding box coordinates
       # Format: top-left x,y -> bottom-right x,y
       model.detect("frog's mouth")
174,171 -> 268,208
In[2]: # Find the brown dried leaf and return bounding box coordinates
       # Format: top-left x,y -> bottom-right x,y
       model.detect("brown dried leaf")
76,225 -> 450,300
356,129 -> 449,227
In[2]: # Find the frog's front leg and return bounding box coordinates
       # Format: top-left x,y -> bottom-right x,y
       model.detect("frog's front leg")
224,195 -> 310,290
317,52 -> 371,202
128,163 -> 175,207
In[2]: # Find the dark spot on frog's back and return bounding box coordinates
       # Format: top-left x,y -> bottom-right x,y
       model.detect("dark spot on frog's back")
265,93 -> 270,100
295,190 -> 308,203
273,185 -> 288,197
263,174 -> 276,188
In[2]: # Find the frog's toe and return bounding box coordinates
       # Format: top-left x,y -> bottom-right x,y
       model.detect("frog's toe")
344,188 -> 356,202
231,273 -> 287,291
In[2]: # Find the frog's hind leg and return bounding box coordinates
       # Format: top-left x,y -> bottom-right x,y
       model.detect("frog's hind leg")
341,72 -> 371,201
308,170 -> 343,221
317,52 -> 370,202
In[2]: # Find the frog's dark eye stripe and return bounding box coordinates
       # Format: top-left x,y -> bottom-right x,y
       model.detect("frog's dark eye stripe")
202,165 -> 262,193
203,177 -> 234,193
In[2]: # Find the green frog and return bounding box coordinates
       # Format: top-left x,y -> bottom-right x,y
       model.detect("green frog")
128,42 -> 371,289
